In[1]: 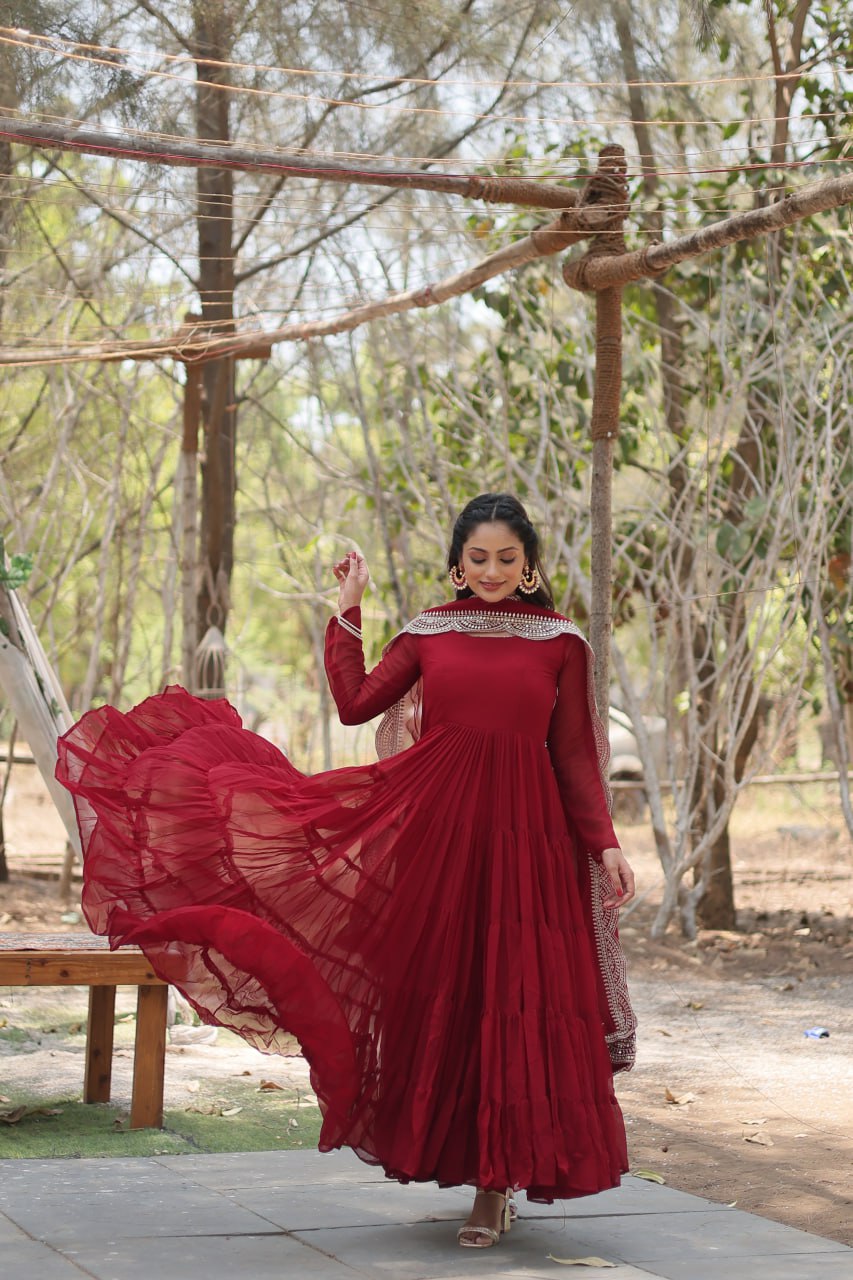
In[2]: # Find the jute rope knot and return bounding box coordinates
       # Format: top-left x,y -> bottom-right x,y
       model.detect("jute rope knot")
562,146 -> 628,292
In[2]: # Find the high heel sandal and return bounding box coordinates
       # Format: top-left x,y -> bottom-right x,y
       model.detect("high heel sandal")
456,1188 -> 513,1248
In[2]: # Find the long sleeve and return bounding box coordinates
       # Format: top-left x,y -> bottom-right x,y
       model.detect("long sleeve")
547,634 -> 619,859
324,608 -> 421,725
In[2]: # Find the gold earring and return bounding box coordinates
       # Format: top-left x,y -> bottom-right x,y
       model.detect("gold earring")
519,564 -> 540,595
449,564 -> 467,590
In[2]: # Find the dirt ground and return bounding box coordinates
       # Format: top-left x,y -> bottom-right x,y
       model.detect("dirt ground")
1,764 -> 852,1245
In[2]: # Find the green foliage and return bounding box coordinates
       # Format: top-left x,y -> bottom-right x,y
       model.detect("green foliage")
1,0 -> 851,797
0,534 -> 33,590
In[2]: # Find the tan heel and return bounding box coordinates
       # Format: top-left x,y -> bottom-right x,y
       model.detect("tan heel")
457,1189 -> 512,1248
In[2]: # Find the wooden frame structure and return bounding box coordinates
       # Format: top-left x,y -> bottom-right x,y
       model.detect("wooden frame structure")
0,116 -> 851,714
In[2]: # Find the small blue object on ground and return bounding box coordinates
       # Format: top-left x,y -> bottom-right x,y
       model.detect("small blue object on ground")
803,1026 -> 830,1038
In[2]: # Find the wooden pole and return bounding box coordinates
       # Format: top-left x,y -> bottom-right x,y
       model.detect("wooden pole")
563,170 -> 853,291
565,146 -> 629,716
4,171 -> 851,372
0,113 -> 581,210
0,207 -> 601,369
180,361 -> 202,688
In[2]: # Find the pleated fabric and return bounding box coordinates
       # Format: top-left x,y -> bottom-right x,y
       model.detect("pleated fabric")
56,605 -> 631,1202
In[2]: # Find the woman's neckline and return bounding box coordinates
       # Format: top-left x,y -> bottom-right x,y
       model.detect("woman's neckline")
429,596 -> 559,617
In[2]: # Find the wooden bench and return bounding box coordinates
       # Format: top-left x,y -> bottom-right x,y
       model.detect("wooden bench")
0,932 -> 168,1129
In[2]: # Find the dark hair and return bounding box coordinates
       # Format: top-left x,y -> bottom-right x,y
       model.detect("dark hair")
447,493 -> 555,609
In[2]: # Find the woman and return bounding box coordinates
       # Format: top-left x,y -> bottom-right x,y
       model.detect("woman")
56,492 -> 635,1250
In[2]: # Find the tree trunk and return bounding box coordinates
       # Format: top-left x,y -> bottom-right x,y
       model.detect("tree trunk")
192,4 -> 237,666
614,1 -> 714,928
0,39 -> 17,336
181,364 -> 202,685
0,720 -> 15,883
699,774 -> 735,930
0,586 -> 80,854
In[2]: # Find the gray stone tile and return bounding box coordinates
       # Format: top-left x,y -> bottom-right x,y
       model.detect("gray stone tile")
534,1206 -> 847,1263
651,1253 -> 853,1280
0,1156 -> 197,1197
0,1210 -> 30,1244
289,1219 -> 612,1280
499,1270 -> 656,1280
2,1238 -> 92,1278
516,1178 -> 729,1219
153,1147 -> 388,1190
63,1231 -> 365,1280
1,1150 -> 850,1280
445,1270 -> 651,1280
4,1185 -> 280,1247
228,1181 -> 470,1232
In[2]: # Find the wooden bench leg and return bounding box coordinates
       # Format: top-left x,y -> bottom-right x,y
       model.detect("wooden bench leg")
84,985 -> 116,1103
130,984 -> 168,1129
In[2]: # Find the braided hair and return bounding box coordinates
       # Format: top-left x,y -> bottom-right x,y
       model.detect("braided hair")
447,493 -> 555,610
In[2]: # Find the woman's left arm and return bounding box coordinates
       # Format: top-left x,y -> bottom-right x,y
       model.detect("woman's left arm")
548,635 -> 635,907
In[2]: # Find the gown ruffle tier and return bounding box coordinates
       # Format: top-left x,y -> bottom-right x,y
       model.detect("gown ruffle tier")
56,596 -> 634,1202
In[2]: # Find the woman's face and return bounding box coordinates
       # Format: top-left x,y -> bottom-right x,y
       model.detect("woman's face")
459,521 -> 526,602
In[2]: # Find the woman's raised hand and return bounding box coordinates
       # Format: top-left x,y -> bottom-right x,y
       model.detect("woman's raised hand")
333,551 -> 370,613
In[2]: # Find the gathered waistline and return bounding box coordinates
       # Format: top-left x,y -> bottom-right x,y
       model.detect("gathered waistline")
417,720 -> 548,747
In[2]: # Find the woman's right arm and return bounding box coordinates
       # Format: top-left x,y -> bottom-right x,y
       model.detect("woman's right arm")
324,550 -> 419,725
324,608 -> 420,725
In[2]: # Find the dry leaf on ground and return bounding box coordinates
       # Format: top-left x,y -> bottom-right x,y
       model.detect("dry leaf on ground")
547,1256 -> 617,1268
665,1088 -> 697,1105
631,1169 -> 666,1184
0,1105 -> 62,1124
0,1106 -> 27,1124
258,1079 -> 284,1091
744,1131 -> 774,1146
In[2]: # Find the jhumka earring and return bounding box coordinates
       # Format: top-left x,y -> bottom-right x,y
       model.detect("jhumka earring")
449,564 -> 468,590
518,564 -> 540,595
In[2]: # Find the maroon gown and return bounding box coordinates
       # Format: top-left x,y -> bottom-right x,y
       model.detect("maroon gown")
56,596 -> 634,1202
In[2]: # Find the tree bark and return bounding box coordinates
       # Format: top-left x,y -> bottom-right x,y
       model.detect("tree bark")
0,720 -> 15,883
696,0 -> 813,929
181,363 -> 202,684
613,1 -> 715,929
192,4 -> 237,661
0,40 -> 18,336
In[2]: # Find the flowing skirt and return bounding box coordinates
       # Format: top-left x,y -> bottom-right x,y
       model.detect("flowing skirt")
57,686 -> 628,1201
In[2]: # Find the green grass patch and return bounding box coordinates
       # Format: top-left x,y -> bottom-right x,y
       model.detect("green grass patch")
0,1025 -> 32,1045
0,1081 -> 322,1160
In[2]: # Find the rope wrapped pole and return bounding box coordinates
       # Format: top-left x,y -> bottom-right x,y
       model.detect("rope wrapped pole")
563,145 -> 629,717
180,355 -> 202,688
0,114 -> 580,210
561,170 -> 853,290
0,205 -> 607,368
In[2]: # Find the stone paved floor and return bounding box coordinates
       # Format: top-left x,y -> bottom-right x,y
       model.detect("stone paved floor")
1,1149 -> 851,1279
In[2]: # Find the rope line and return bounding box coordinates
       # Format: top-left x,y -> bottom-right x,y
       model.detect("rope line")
0,25 -> 839,92
1,114 -> 847,187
